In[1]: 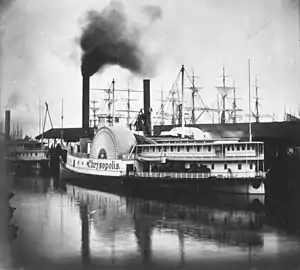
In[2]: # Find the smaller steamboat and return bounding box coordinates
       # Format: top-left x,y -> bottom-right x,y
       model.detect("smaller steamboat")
7,139 -> 50,173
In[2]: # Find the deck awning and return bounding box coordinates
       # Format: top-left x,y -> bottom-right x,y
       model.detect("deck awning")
35,127 -> 158,144
35,128 -> 94,142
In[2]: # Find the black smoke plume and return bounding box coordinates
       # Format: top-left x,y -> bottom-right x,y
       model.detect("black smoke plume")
79,1 -> 160,77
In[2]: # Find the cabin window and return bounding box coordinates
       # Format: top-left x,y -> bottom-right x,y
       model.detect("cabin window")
171,146 -> 174,152
158,146 -> 162,152
36,153 -> 38,156
197,146 -> 200,151
211,164 -> 215,170
237,145 -> 240,151
247,144 -> 250,150
186,146 -> 190,152
224,164 -> 227,170
232,145 -> 234,151
238,163 -> 242,170
163,146 -> 167,152
208,146 -> 211,152
242,145 -> 245,150
227,145 -> 230,151
250,163 -> 253,169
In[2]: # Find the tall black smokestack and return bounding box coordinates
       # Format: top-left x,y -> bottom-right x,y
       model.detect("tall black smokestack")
5,110 -> 10,140
79,2 -> 162,132
82,72 -> 90,131
143,79 -> 151,136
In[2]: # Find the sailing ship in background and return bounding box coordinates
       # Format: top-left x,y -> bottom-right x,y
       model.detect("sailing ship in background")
59,62 -> 267,194
88,78 -> 143,131
153,64 -> 276,128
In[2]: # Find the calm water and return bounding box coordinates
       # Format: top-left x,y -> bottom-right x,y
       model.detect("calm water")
4,173 -> 300,270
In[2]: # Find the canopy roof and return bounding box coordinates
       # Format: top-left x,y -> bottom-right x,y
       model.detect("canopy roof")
35,127 -> 157,144
35,128 -> 94,142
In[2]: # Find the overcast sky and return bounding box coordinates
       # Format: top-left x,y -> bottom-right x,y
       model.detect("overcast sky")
0,0 -> 299,135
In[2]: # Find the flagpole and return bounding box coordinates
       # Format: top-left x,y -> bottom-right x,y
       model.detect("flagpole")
61,98 -> 64,145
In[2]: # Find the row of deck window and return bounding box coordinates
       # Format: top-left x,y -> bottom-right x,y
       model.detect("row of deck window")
211,163 -> 253,170
139,144 -> 261,153
18,153 -> 40,156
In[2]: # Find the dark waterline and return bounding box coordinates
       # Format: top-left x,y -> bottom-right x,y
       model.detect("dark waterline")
4,172 -> 300,270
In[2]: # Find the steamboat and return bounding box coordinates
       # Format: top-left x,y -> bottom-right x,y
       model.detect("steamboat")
7,138 -> 49,172
59,65 -> 267,194
4,111 -> 50,173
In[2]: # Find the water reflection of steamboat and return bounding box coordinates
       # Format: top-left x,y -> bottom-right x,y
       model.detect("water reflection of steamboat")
66,184 -> 265,253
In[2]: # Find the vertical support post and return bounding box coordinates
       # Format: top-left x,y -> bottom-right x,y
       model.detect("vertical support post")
112,79 -> 115,126
248,59 -> 252,142
181,65 -> 185,138
61,98 -> 64,145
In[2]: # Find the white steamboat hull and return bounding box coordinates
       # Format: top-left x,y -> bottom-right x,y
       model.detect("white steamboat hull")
61,154 -> 265,194
59,154 -> 133,188
123,174 -> 266,195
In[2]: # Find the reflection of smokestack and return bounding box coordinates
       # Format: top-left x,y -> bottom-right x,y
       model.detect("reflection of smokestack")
80,203 -> 90,265
143,80 -> 151,136
82,74 -> 90,131
134,218 -> 152,264
5,110 -> 10,141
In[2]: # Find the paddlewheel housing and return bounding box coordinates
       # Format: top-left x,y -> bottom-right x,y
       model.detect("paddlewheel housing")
89,126 -> 136,159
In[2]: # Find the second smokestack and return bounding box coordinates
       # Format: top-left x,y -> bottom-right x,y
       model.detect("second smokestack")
143,79 -> 152,136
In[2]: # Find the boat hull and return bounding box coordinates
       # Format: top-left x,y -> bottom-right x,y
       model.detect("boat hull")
59,160 -> 265,194
59,162 -> 124,189
60,162 -> 265,194
8,159 -> 50,175
123,175 -> 266,195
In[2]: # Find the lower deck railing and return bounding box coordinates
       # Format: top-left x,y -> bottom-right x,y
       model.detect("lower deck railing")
129,171 -> 266,179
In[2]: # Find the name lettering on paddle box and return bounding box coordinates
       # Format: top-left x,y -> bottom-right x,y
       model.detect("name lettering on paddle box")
87,160 -> 121,171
